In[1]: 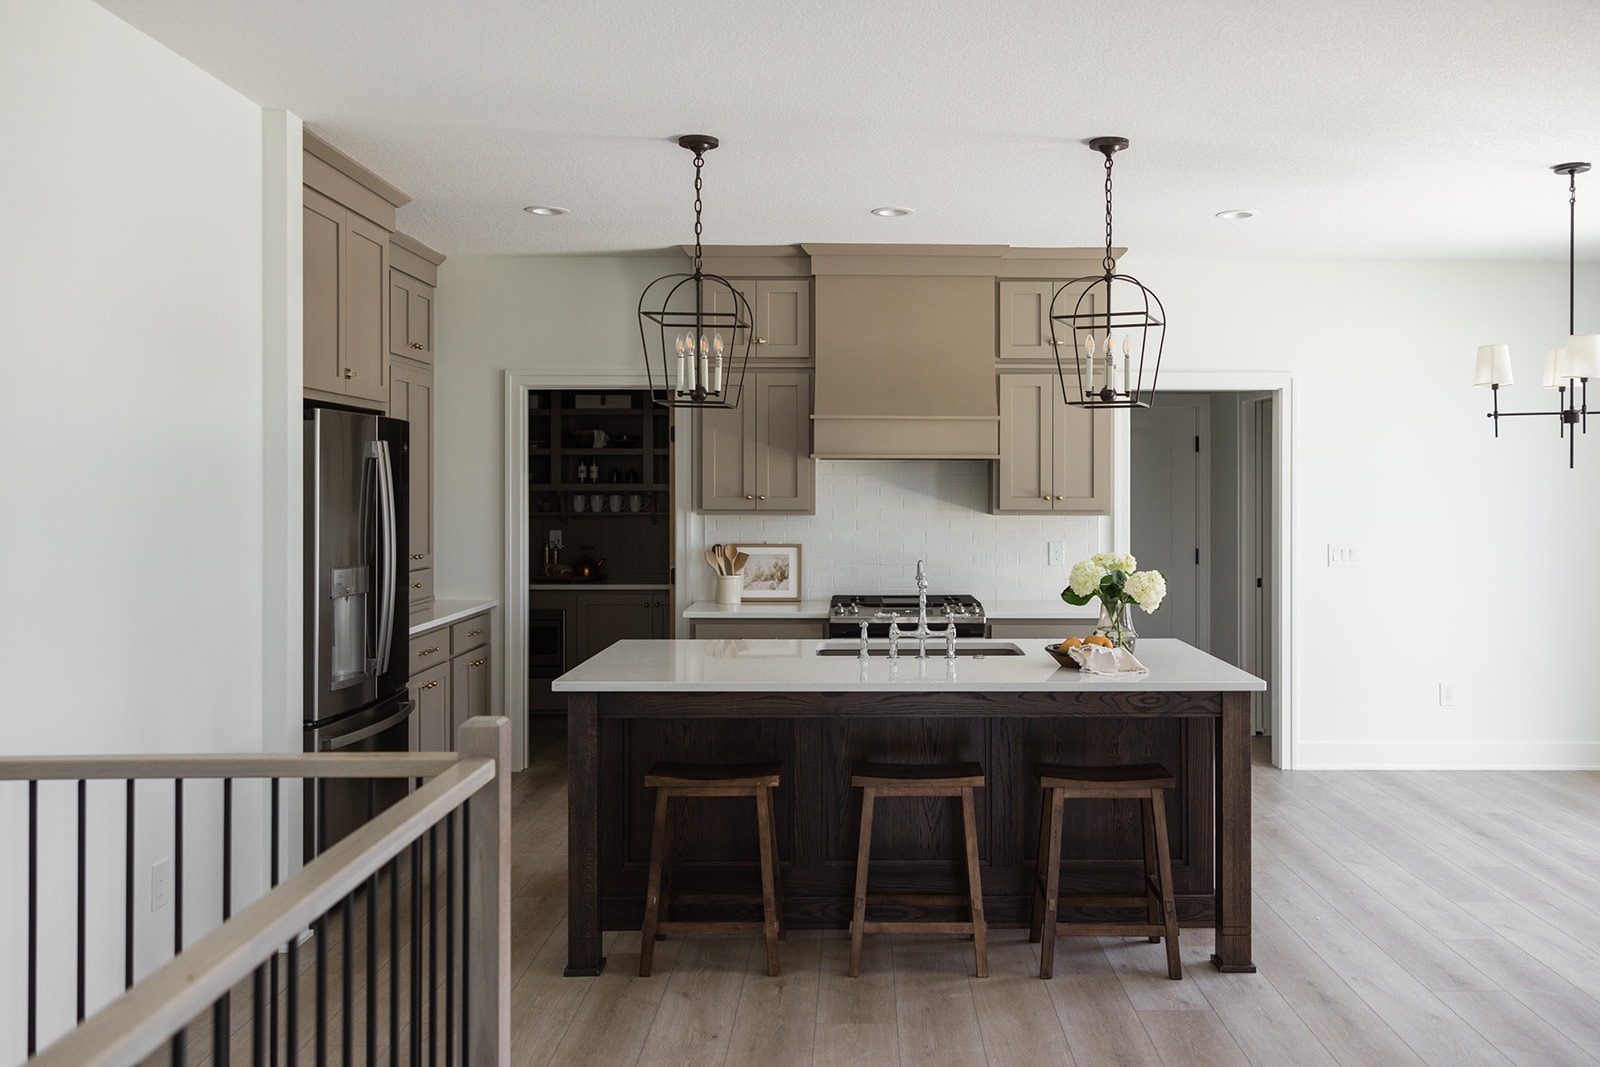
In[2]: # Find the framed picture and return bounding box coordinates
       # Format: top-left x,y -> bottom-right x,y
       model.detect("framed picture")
734,543 -> 802,602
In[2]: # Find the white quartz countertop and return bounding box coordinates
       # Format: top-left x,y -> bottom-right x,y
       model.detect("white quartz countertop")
409,598 -> 499,636
551,637 -> 1264,693
682,600 -> 833,619
984,599 -> 1099,620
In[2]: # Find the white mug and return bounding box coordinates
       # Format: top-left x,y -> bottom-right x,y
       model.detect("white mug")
572,494 -> 588,512
628,494 -> 646,512
608,493 -> 623,513
590,493 -> 606,512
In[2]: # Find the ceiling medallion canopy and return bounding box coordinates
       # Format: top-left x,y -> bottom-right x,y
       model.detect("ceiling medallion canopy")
637,134 -> 753,410
1050,136 -> 1168,410
1474,162 -> 1599,468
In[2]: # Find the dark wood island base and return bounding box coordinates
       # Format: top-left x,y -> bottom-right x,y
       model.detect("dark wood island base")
563,683 -> 1255,977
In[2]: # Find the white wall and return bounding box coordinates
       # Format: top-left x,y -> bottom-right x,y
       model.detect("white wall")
0,0 -> 290,1056
701,461 -> 1100,603
1125,256 -> 1600,768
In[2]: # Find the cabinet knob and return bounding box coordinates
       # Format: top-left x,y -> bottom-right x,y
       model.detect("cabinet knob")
412,582 -> 423,589
1042,496 -> 1050,501
410,553 -> 425,560
758,495 -> 766,500
343,369 -> 355,379
754,337 -> 769,345
745,494 -> 754,500
410,342 -> 424,350
1056,495 -> 1064,500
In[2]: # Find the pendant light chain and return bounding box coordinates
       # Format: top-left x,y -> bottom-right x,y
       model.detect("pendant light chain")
1103,151 -> 1116,275
691,150 -> 705,273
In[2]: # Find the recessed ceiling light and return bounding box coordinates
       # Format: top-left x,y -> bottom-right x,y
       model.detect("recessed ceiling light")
870,206 -> 913,217
1215,209 -> 1257,220
524,205 -> 567,216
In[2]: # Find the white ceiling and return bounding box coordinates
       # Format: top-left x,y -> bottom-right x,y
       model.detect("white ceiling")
98,0 -> 1600,261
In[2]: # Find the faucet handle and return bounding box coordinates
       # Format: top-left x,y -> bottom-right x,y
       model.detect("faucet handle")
915,559 -> 928,591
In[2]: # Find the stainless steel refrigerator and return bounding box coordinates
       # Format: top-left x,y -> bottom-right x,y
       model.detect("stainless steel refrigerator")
303,405 -> 412,856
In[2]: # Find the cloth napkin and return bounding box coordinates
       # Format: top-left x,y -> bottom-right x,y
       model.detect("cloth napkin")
1067,644 -> 1150,676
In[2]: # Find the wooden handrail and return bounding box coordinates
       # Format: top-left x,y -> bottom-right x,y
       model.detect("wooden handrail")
0,751 -> 462,781
27,717 -> 511,1067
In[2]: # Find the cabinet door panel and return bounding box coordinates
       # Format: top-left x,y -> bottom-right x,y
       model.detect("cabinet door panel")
302,192 -> 344,395
388,360 -> 433,570
450,647 -> 491,738
754,279 -> 810,359
754,371 -> 813,512
342,213 -> 389,402
408,285 -> 433,360
577,593 -> 665,663
697,403 -> 754,510
1052,401 -> 1112,513
995,374 -> 1054,512
408,661 -> 450,752
998,281 -> 1053,360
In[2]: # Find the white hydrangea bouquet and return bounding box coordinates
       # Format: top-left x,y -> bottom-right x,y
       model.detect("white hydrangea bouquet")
1060,552 -> 1167,650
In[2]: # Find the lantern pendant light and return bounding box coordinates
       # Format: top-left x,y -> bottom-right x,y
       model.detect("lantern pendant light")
1050,137 -> 1168,410
1474,162 -> 1599,468
637,135 -> 753,409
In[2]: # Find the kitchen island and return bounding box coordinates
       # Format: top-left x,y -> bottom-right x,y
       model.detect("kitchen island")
552,637 -> 1265,976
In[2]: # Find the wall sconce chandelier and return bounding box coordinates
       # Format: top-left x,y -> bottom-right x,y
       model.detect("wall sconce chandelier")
1050,136 -> 1167,410
1475,162 -> 1599,468
637,134 -> 753,409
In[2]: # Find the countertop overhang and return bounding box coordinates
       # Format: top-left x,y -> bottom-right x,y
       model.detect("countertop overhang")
551,637 -> 1265,694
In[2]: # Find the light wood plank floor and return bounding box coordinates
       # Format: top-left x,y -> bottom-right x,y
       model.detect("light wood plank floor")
508,728 -> 1600,1066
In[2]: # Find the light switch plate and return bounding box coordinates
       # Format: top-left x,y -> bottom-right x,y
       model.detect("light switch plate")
1438,682 -> 1457,707
1048,541 -> 1066,567
1327,544 -> 1359,567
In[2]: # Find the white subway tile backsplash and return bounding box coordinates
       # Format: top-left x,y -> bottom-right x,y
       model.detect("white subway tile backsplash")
702,460 -> 1104,600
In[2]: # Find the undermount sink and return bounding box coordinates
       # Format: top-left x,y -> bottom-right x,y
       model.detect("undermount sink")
814,640 -> 1026,658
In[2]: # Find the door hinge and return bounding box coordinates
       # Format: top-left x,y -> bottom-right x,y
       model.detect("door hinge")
1256,577 -> 1264,588
1195,435 -> 1201,452
1195,548 -> 1200,565
670,567 -> 676,584
670,425 -> 676,443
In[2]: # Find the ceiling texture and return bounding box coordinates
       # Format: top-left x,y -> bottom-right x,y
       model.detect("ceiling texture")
97,0 -> 1600,261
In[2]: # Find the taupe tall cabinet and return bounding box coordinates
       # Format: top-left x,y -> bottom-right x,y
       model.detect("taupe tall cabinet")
386,232 -> 446,622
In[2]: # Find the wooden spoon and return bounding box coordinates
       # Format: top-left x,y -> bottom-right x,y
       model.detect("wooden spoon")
704,547 -> 723,575
724,544 -> 740,572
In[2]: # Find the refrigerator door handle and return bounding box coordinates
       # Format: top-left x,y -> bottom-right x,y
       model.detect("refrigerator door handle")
373,439 -> 398,676
320,699 -> 414,751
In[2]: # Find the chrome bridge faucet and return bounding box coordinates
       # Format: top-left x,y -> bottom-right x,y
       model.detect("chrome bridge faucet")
879,559 -> 956,660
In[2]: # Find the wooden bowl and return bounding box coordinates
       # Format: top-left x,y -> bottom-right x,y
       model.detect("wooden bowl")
1043,643 -> 1082,669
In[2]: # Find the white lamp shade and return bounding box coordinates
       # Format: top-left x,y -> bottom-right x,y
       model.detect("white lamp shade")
1543,348 -> 1568,388
1474,344 -> 1513,386
1566,334 -> 1600,379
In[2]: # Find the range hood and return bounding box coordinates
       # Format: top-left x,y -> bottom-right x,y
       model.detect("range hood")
807,245 -> 1003,460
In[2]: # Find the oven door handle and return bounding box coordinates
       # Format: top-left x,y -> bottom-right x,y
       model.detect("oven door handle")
321,700 -> 414,752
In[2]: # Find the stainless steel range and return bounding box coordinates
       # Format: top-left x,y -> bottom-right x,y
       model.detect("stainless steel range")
827,593 -> 987,639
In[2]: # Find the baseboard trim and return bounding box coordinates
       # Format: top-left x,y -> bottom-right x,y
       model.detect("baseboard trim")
1294,741 -> 1600,770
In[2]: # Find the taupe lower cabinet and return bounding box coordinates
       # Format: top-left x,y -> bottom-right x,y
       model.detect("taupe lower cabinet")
699,371 -> 815,512
407,611 -> 492,752
576,592 -> 669,661
303,187 -> 388,405
388,359 -> 434,583
995,373 -> 1112,513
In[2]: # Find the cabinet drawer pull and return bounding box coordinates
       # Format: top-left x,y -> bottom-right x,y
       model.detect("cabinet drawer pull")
754,337 -> 769,345
344,369 -> 355,379
410,553 -> 425,560
410,342 -> 424,350
469,658 -> 487,667
417,646 -> 441,657
412,582 -> 423,590
466,629 -> 485,637
420,679 -> 441,690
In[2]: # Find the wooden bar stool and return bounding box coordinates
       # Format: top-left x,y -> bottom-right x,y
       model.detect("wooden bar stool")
639,761 -> 785,977
848,761 -> 988,978
1030,762 -> 1181,979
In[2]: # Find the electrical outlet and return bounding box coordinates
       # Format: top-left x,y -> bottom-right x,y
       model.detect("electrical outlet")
1327,544 -> 1359,567
1048,541 -> 1066,567
151,858 -> 170,912
1438,682 -> 1457,707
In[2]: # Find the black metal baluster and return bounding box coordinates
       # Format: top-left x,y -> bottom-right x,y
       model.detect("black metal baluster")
252,962 -> 267,1066
215,779 -> 234,1066
172,778 -> 185,1066
287,934 -> 299,1067
341,892 -> 353,1066
366,780 -> 378,1063
445,809 -> 455,1067
409,803 -> 422,1066
315,914 -> 327,1065
76,778 -> 86,1024
428,826 -> 438,1067
125,778 -> 135,992
270,779 -> 281,1066
460,802 -> 470,1066
27,780 -> 38,1059
389,852 -> 400,1067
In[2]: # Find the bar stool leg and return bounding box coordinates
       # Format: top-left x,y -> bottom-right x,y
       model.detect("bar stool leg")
761,788 -> 786,939
1038,788 -> 1066,980
1140,795 -> 1161,943
1029,787 -> 1053,945
847,787 -> 877,978
640,787 -> 673,977
960,785 -> 988,978
754,785 -> 782,977
1150,791 -> 1181,979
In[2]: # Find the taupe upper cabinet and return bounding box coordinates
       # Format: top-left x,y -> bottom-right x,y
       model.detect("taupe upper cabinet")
995,373 -> 1111,513
998,279 -> 1099,362
389,270 -> 433,364
303,187 -> 389,405
702,278 -> 812,361
698,370 -> 815,513
388,359 -> 433,573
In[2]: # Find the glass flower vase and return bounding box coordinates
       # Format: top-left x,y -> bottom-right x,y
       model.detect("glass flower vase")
1094,601 -> 1137,651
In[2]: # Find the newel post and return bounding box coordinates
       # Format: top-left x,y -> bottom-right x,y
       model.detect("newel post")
459,716 -> 512,1065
